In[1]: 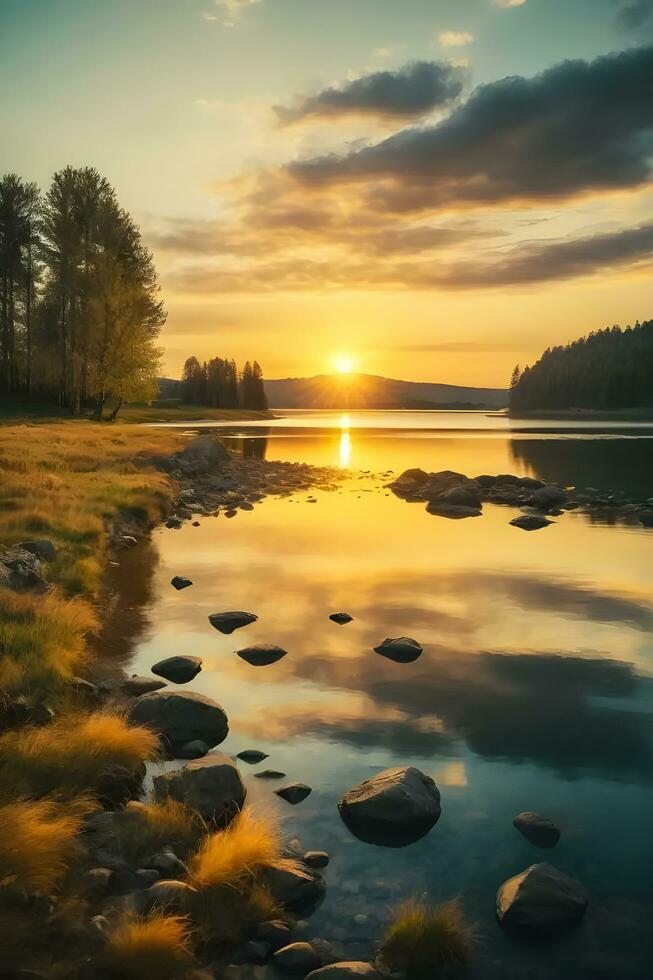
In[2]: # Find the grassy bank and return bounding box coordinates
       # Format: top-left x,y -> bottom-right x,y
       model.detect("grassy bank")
0,400 -> 274,426
0,423 -> 186,697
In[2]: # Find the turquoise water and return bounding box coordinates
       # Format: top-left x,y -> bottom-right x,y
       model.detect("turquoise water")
117,411 -> 653,978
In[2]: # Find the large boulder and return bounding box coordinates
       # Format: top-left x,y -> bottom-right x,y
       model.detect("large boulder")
530,485 -> 569,510
177,436 -> 230,474
154,752 -> 245,824
307,965 -> 381,979
496,863 -> 589,938
151,656 -> 202,684
236,644 -> 287,666
20,539 -> 57,561
387,468 -> 430,493
130,690 -> 229,751
513,812 -> 560,848
122,675 -> 167,696
263,860 -> 326,914
338,766 -> 441,847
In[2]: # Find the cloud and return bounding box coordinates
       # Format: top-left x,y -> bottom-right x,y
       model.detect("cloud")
275,61 -> 464,125
214,0 -> 262,27
616,1 -> 653,30
438,30 -> 474,47
493,0 -> 527,7
289,46 -> 653,210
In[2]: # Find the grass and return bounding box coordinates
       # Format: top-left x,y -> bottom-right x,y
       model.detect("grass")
187,808 -> 284,944
116,799 -> 206,863
380,898 -> 477,980
0,796 -> 95,893
0,711 -> 160,800
103,913 -> 196,980
118,405 -> 274,423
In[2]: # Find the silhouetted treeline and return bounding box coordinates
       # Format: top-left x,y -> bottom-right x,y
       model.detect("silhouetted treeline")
0,168 -> 164,418
181,356 -> 268,410
510,320 -> 653,411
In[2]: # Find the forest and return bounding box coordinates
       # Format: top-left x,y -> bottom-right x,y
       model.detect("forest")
0,167 -> 164,419
180,356 -> 268,411
510,320 -> 653,411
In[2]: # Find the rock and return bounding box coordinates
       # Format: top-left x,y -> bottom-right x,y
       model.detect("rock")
120,535 -> 139,547
254,769 -> 286,780
171,576 -> 193,590
387,468 -> 430,491
274,942 -> 322,974
425,498 -> 482,519
165,517 -> 182,529
256,919 -> 293,950
178,436 -> 230,473
304,851 -> 329,869
263,861 -> 326,914
275,783 -> 312,805
130,690 -> 229,750
70,676 -> 101,699
89,914 -> 109,939
373,637 -> 423,664
142,879 -> 196,913
0,546 -> 49,592
175,739 -> 210,759
510,515 -> 553,531
95,764 -> 144,808
82,867 -> 114,897
134,869 -> 160,888
208,610 -> 258,634
19,539 -> 57,561
237,749 -> 269,764
513,812 -> 561,848
236,644 -> 287,666
330,613 -> 353,625
230,939 -> 271,965
122,675 -> 167,696
307,965 -> 380,979
638,510 -> 653,528
154,752 -> 246,825
144,849 -> 188,878
496,863 -> 589,938
338,766 -> 441,847
530,485 -> 569,510
151,655 -> 202,684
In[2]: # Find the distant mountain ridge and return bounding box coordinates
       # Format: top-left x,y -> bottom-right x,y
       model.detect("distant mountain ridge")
263,373 -> 508,409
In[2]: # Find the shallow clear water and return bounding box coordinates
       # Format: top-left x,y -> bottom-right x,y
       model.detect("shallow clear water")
113,411 -> 653,978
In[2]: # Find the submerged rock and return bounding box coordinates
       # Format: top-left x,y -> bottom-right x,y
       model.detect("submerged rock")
237,749 -> 270,764
330,612 -> 353,625
513,811 -> 561,848
273,942 -> 322,974
208,610 -> 258,634
154,752 -> 246,825
122,675 -> 167,696
175,739 -> 210,760
530,485 -> 569,510
307,965 -> 381,979
304,851 -> 329,869
373,637 -> 423,664
263,860 -> 326,914
255,769 -> 286,780
236,643 -> 287,666
130,690 -> 229,750
171,576 -> 192,590
275,783 -> 312,805
496,863 -> 589,938
338,766 -> 441,847
151,655 -> 202,684
510,515 -> 553,531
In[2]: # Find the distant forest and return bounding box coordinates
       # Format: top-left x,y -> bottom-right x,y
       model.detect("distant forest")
180,356 -> 268,411
510,320 -> 653,411
0,168 -> 164,419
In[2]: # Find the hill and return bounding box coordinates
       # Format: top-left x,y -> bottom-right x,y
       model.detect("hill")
263,373 -> 507,409
510,320 -> 653,411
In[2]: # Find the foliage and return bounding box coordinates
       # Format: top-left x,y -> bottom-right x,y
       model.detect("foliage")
510,320 -> 653,411
0,796 -> 94,893
103,913 -> 195,980
0,168 -> 165,417
380,897 -> 476,980
0,711 -> 160,800
116,800 -> 205,863
187,808 -> 284,943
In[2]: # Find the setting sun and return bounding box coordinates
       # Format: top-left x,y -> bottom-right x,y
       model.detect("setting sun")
333,354 -> 356,375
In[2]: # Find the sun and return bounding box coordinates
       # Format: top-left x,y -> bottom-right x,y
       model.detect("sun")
333,354 -> 355,375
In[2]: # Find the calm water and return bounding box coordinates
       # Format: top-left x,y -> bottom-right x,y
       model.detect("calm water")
114,411 -> 653,978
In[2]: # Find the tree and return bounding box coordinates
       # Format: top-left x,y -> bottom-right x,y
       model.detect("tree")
510,364 -> 521,390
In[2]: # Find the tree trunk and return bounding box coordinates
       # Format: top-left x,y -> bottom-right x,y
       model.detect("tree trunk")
93,390 -> 106,421
108,396 -> 123,421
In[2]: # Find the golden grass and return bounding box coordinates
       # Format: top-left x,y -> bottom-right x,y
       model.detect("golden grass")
187,808 -> 284,943
0,711 -> 160,800
103,913 -> 195,980
380,898 -> 477,980
0,796 -> 95,893
117,799 -> 205,863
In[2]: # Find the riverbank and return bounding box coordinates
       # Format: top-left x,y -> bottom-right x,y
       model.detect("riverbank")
0,402 -> 274,426
507,407 -> 653,420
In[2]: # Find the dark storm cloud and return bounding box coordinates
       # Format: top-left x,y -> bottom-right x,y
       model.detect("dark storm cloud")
289,46 -> 653,209
616,0 -> 653,30
275,60 -> 464,124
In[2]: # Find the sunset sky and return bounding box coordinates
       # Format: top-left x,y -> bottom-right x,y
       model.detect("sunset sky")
2,0 -> 652,386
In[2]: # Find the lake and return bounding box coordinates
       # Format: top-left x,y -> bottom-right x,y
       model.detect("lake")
111,411 -> 653,978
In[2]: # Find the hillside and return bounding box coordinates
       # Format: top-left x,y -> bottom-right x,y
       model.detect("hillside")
263,373 -> 507,409
510,320 -> 653,411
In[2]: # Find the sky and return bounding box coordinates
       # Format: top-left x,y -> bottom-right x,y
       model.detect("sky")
1,0 -> 652,386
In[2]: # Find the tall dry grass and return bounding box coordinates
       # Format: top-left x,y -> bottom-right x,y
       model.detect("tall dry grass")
117,799 -> 205,863
103,913 -> 195,980
380,897 -> 477,979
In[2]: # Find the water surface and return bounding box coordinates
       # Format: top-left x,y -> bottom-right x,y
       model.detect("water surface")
117,411 -> 653,978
